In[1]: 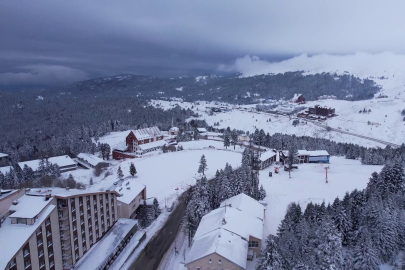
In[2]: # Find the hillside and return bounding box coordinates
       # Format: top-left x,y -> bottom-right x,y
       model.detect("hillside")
64,72 -> 380,104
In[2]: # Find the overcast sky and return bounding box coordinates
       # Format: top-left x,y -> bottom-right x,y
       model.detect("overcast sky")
1,0 -> 404,89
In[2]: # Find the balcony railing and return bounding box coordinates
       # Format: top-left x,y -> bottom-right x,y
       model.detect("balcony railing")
61,245 -> 71,251
58,215 -> 68,221
60,225 -> 69,231
62,254 -> 72,260
58,204 -> 68,209
63,264 -> 72,270
60,234 -> 70,241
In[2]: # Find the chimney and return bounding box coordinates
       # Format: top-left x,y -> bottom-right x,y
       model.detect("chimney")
45,194 -> 51,201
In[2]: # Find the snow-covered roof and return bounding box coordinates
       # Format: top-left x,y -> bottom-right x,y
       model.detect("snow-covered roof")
282,150 -> 330,157
169,127 -> 179,132
116,180 -> 145,204
220,193 -> 265,221
0,204 -> 55,270
140,197 -> 155,206
291,93 -> 303,102
186,228 -> 247,269
26,188 -> 119,198
113,142 -> 128,152
77,153 -> 107,167
0,153 -> 8,158
138,140 -> 166,151
0,166 -> 13,175
194,207 -> 263,240
259,150 -> 276,162
130,126 -> 163,141
18,155 -> 76,171
9,194 -> 53,219
74,219 -> 140,270
197,128 -> 208,133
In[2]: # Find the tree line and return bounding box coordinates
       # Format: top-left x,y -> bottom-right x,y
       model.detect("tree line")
256,163 -> 405,269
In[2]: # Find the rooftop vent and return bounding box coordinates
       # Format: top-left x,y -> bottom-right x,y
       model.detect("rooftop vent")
12,200 -> 18,205
222,218 -> 227,225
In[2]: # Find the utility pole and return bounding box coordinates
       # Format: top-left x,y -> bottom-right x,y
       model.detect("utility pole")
325,166 -> 329,183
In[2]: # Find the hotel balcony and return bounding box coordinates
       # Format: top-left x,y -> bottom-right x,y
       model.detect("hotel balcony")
61,244 -> 71,251
60,225 -> 69,231
63,264 -> 73,270
60,234 -> 70,241
62,254 -> 72,260
58,204 -> 68,210
58,215 -> 68,221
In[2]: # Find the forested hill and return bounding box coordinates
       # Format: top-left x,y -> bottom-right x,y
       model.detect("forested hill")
66,72 -> 380,103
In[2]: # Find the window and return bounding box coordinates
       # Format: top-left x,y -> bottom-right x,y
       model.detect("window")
209,259 -> 212,263
219,259 -> 222,264
248,241 -> 259,248
25,259 -> 31,269
9,258 -> 16,268
48,240 -> 52,247
86,196 -> 90,201
37,229 -> 42,235
39,260 -> 45,268
71,207 -> 75,212
49,251 -> 53,257
49,261 -> 54,268
38,239 -> 43,246
74,244 -> 78,250
47,230 -> 51,237
24,248 -> 30,257
38,249 -> 44,257
75,253 -> 79,260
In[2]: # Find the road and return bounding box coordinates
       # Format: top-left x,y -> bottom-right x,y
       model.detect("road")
128,194 -> 187,270
304,118 -> 401,148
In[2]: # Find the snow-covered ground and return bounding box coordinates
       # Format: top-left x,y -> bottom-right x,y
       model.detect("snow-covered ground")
260,157 -> 383,236
64,147 -> 241,206
149,97 -> 405,147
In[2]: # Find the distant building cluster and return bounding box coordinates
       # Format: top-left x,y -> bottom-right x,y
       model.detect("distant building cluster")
318,95 -> 337,100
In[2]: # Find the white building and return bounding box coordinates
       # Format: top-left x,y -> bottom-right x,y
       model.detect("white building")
185,194 -> 265,269
115,180 -> 146,219
169,127 -> 179,135
77,153 -> 109,169
18,155 -> 77,173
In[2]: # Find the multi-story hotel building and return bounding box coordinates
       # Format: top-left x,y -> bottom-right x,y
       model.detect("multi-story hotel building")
0,188 -> 119,270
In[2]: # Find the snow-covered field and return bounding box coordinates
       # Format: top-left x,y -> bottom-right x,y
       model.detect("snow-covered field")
260,157 -> 383,236
64,148 -> 241,206
149,97 -> 405,147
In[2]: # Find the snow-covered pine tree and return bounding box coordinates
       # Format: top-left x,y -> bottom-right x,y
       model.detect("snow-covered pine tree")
256,235 -> 283,270
105,144 -> 111,160
38,157 -> 46,177
231,129 -> 238,149
223,132 -> 230,149
287,140 -> 299,168
152,198 -> 161,219
197,154 -> 208,175
139,201 -> 150,228
352,228 -> 380,270
129,162 -> 137,176
331,197 -> 351,245
314,217 -> 343,269
258,185 -> 267,200
117,166 -> 124,181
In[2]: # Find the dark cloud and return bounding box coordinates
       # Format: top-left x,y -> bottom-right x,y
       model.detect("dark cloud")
0,0 -> 404,89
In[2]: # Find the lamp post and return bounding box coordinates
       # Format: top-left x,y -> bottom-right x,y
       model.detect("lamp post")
325,166 -> 329,183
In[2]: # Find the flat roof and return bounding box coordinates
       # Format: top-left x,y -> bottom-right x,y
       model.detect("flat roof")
138,140 -> 166,151
116,180 -> 145,204
77,153 -> 107,167
0,166 -> 13,175
220,193 -> 265,221
0,153 -> 8,158
74,219 -> 140,270
18,155 -> 76,171
9,195 -> 53,219
26,188 -> 119,199
0,205 -> 55,270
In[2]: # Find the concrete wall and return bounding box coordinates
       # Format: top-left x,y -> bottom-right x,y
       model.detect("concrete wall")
186,253 -> 244,270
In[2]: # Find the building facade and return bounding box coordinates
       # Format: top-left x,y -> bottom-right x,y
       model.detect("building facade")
126,127 -> 165,156
0,189 -> 119,270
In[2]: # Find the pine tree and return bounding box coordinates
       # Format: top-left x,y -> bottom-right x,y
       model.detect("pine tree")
231,129 -> 238,149
117,166 -> 124,181
198,155 -> 208,175
352,228 -> 380,270
287,140 -> 299,168
38,157 -> 46,176
256,235 -> 284,270
139,201 -> 150,228
105,144 -> 111,160
152,198 -> 161,219
258,185 -> 267,200
129,162 -> 137,176
223,132 -> 230,149
0,171 -> 4,189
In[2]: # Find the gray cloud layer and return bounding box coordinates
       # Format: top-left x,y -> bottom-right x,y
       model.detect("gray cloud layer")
1,0 -> 405,88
